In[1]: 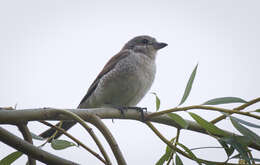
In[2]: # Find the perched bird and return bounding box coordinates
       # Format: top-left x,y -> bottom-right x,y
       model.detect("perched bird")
39,35 -> 167,139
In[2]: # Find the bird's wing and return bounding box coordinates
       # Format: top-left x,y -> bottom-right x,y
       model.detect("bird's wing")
78,50 -> 130,107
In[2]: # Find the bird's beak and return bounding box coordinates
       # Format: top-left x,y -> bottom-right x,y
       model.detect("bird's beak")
153,42 -> 168,50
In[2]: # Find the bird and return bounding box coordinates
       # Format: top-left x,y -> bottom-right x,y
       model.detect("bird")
39,35 -> 167,139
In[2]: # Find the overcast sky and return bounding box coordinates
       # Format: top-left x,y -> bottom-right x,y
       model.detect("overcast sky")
0,0 -> 259,164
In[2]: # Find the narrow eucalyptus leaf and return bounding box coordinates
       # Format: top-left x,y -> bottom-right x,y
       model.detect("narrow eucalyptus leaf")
163,137 -> 175,161
0,151 -> 23,165
31,132 -> 45,141
230,117 -> 260,146
177,142 -> 201,165
218,139 -> 234,157
189,112 -> 227,136
155,154 -> 168,165
179,64 -> 198,105
168,113 -> 188,129
231,116 -> 260,129
175,154 -> 184,165
202,97 -> 247,105
164,147 -> 172,161
221,136 -> 251,164
234,136 -> 251,146
165,137 -> 175,155
151,92 -> 161,111
51,139 -> 76,150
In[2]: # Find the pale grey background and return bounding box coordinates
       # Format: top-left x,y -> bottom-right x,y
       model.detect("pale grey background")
0,0 -> 259,164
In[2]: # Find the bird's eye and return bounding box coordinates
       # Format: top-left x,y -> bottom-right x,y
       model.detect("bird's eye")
141,39 -> 149,44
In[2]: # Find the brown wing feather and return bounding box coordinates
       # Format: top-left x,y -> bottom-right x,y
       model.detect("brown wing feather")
78,50 -> 130,107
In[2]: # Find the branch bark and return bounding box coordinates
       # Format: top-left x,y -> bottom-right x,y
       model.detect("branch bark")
0,126 -> 78,165
88,114 -> 127,165
44,108 -> 112,165
17,123 -> 36,165
0,107 -> 259,151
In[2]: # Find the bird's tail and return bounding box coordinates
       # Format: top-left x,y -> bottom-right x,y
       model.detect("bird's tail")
39,121 -> 76,139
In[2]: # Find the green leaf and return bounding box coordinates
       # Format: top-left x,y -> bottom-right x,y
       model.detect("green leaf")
189,112 -> 228,136
179,64 -> 198,105
156,154 -> 168,165
231,116 -> 260,129
221,136 -> 251,165
156,137 -> 176,165
30,132 -> 44,141
51,139 -> 76,150
218,139 -> 234,157
168,113 -> 189,129
165,137 -> 175,160
202,97 -> 247,105
234,136 -> 251,146
165,138 -> 174,157
0,151 -> 23,165
175,154 -> 183,165
230,117 -> 260,146
151,92 -> 161,111
177,142 -> 201,165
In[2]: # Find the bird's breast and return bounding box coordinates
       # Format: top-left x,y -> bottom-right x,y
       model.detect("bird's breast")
90,52 -> 156,107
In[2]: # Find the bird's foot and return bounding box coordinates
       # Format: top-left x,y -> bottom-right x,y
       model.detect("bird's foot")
117,106 -> 128,117
116,106 -> 147,121
125,106 -> 147,122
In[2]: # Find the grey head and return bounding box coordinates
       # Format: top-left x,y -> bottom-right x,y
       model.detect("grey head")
122,35 -> 168,59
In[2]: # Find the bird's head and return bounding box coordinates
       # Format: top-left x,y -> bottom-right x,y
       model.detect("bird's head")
122,35 -> 167,59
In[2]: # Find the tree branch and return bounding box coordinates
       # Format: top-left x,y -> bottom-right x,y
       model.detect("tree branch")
88,114 -> 127,165
0,107 -> 259,151
45,108 -> 112,165
0,126 -> 78,165
17,123 -> 36,165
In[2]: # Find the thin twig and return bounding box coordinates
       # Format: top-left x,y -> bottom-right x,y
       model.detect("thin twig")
88,114 -> 127,165
49,108 -> 112,165
39,120 -> 106,164
11,102 -> 36,165
248,148 -> 256,165
211,97 -> 260,124
166,129 -> 180,165
17,123 -> 36,165
145,122 -> 240,165
146,105 -> 260,120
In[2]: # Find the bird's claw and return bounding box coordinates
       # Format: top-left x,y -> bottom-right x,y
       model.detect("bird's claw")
116,106 -> 147,121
